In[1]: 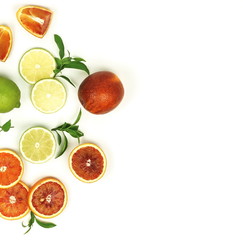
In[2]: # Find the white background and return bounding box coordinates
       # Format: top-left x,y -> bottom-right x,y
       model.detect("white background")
0,0 -> 243,239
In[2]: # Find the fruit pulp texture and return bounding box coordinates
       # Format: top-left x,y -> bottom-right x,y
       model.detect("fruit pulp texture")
72,146 -> 104,180
0,152 -> 22,186
0,28 -> 11,61
32,181 -> 65,216
0,183 -> 28,218
19,7 -> 52,36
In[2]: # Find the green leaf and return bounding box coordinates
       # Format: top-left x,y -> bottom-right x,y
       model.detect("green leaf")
54,57 -> 63,69
65,128 -> 84,138
62,57 -> 72,65
54,34 -> 65,59
73,109 -> 82,125
64,61 -> 90,75
22,211 -> 36,234
58,75 -> 76,87
55,131 -> 62,145
36,218 -> 56,228
1,120 -> 12,132
72,57 -> 86,62
56,132 -> 68,158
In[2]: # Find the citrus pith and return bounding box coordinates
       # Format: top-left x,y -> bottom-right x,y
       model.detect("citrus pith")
16,5 -> 52,38
0,181 -> 30,220
31,78 -> 66,113
19,48 -> 56,84
69,143 -> 107,183
19,127 -> 56,163
0,149 -> 24,189
28,177 -> 67,219
0,25 -> 12,62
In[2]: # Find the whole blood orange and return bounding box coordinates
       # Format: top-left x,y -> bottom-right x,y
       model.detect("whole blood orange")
28,177 -> 67,219
16,6 -> 52,38
0,181 -> 30,220
78,71 -> 124,114
0,25 -> 12,62
69,143 -> 107,183
0,149 -> 24,189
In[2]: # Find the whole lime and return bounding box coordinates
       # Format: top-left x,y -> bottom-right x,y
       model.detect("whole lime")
0,76 -> 21,113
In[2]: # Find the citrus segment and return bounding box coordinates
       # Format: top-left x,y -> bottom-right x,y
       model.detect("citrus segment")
28,177 -> 67,219
31,78 -> 66,113
19,48 -> 56,84
16,6 -> 52,38
0,25 -> 12,62
69,143 -> 107,183
0,181 -> 29,220
0,149 -> 24,188
19,127 -> 56,163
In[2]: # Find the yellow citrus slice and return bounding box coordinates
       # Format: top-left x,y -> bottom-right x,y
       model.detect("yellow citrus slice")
69,143 -> 107,183
0,25 -> 12,62
31,78 -> 66,113
0,149 -> 24,189
19,48 -> 56,84
16,5 -> 52,38
19,127 -> 56,163
28,177 -> 67,219
0,181 -> 30,220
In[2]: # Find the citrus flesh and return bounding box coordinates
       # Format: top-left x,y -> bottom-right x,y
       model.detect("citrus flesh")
0,181 -> 29,220
16,6 -> 52,38
19,127 -> 56,163
69,143 -> 107,183
28,177 -> 67,219
19,48 -> 56,84
0,76 -> 21,113
31,78 -> 66,113
0,25 -> 12,62
0,150 -> 24,189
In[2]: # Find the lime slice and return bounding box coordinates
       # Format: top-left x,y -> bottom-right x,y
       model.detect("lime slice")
19,48 -> 56,84
20,127 -> 56,163
31,78 -> 66,113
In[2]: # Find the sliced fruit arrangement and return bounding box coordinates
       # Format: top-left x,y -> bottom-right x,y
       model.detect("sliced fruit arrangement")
0,25 -> 12,62
19,127 -> 56,163
16,6 -> 52,38
28,177 -> 67,219
31,78 -> 66,113
0,181 -> 29,220
19,48 -> 56,84
69,143 -> 107,183
0,149 -> 24,188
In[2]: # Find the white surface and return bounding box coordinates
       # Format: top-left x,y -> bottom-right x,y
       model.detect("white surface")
0,0 -> 243,239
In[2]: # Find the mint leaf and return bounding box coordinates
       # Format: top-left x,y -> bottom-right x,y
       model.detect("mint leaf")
1,120 -> 12,132
64,61 -> 90,75
54,34 -> 65,59
36,218 -> 56,228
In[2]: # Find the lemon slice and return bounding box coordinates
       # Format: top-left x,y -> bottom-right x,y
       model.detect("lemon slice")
19,48 -> 56,84
20,127 -> 56,163
31,78 -> 66,113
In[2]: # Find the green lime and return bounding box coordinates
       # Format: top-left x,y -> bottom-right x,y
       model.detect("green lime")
0,76 -> 21,113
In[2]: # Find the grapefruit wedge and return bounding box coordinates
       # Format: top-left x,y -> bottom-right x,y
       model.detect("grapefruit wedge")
69,143 -> 107,183
0,181 -> 30,220
0,149 -> 24,189
0,25 -> 12,62
28,177 -> 67,219
16,6 -> 52,38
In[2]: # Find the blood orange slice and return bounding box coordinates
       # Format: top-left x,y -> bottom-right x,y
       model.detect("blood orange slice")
69,143 -> 107,183
0,25 -> 12,62
28,177 -> 67,219
0,181 -> 29,220
16,6 -> 52,38
0,149 -> 24,189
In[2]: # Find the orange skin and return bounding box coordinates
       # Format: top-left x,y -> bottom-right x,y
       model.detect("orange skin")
78,71 -> 124,114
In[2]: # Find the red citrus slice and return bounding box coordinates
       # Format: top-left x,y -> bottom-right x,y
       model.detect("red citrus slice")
0,25 -> 12,62
28,177 -> 67,219
69,143 -> 107,183
0,149 -> 24,189
16,6 -> 52,38
0,181 -> 30,220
